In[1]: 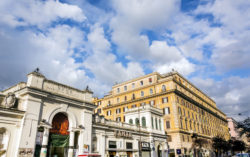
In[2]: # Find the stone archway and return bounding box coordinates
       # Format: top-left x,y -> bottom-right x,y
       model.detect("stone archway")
48,113 -> 69,157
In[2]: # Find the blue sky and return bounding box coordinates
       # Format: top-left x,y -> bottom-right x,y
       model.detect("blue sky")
0,0 -> 249,120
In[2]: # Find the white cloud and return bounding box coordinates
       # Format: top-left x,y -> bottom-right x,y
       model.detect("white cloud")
84,26 -> 145,86
191,77 -> 250,120
0,0 -> 86,27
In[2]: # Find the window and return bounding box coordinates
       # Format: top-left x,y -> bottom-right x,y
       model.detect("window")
132,104 -> 137,108
162,97 -> 168,103
168,135 -> 172,142
178,107 -> 182,115
107,110 -> 111,116
140,102 -> 146,106
124,96 -> 127,101
151,117 -> 154,129
109,141 -> 117,148
97,109 -> 101,114
116,117 -> 121,122
190,122 -> 192,130
117,98 -> 120,103
142,117 -> 146,127
129,119 -> 133,124
132,93 -> 135,100
185,120 -> 188,130
124,86 -> 127,91
135,118 -> 140,126
149,100 -> 155,106
149,78 -> 152,83
162,85 -> 166,92
166,121 -> 170,129
182,135 -> 185,142
116,108 -> 121,114
150,88 -> 153,94
140,80 -> 143,86
97,101 -> 101,106
126,142 -> 133,149
180,119 -> 183,129
183,109 -> 186,116
123,106 -> 128,112
155,118 -> 158,130
163,107 -> 170,115
132,83 -> 135,88
117,88 -> 120,93
107,101 -> 111,106
141,91 -> 144,97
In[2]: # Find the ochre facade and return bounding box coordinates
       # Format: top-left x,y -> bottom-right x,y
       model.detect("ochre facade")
94,71 -> 230,156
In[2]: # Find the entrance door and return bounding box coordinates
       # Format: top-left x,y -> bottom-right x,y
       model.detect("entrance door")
157,145 -> 162,157
48,113 -> 69,157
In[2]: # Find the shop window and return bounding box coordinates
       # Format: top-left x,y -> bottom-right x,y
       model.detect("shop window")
109,141 -> 117,148
129,119 -> 133,124
140,102 -> 145,106
163,107 -> 170,115
126,142 -> 133,149
142,117 -> 146,127
166,121 -> 171,129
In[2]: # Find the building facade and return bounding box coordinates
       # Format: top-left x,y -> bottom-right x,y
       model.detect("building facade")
94,71 -> 230,156
0,71 -> 168,157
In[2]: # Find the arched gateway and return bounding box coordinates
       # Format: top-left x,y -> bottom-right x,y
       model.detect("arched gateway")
48,113 -> 69,157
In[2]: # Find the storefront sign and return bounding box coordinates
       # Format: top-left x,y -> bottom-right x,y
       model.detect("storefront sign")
141,142 -> 150,151
114,130 -> 132,138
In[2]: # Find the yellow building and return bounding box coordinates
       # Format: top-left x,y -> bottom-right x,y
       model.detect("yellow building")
94,71 -> 230,156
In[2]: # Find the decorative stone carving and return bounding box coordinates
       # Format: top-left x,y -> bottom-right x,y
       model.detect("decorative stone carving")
2,93 -> 16,108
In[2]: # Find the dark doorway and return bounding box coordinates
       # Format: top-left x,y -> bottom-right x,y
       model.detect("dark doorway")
47,113 -> 69,157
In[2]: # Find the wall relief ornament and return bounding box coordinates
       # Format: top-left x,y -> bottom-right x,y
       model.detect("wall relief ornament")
2,92 -> 16,108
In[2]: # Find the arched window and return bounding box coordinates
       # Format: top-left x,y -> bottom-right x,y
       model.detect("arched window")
129,119 -> 133,124
162,85 -> 166,92
142,117 -> 146,127
135,118 -> 140,126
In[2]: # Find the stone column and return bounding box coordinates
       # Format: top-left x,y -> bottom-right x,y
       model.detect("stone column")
68,131 -> 75,157
40,128 -> 49,157
78,130 -> 84,154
